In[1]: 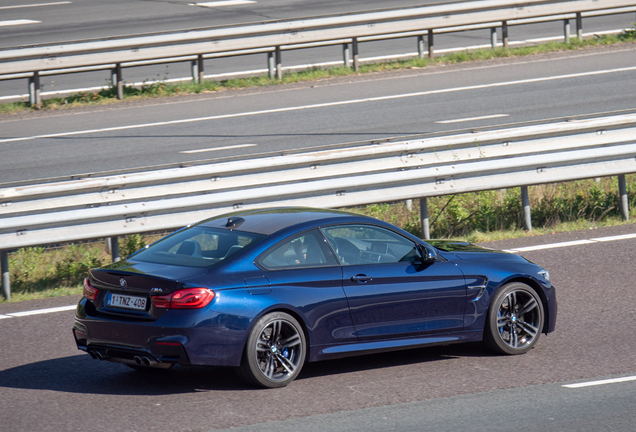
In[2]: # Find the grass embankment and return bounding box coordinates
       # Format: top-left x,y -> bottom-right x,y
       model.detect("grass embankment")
3,176 -> 634,303
1,30 -> 636,115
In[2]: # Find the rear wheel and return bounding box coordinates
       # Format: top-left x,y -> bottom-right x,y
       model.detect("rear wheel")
484,282 -> 544,355
240,312 -> 306,388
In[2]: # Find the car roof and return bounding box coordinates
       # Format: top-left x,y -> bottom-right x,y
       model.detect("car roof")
199,207 -> 367,235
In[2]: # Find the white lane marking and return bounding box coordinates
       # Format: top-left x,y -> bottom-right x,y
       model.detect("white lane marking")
436,114 -> 509,124
0,1 -> 71,10
191,0 -> 255,6
0,314 -> 12,319
179,143 -> 257,154
4,65 -> 636,145
509,240 -> 597,252
563,376 -> 636,388
0,19 -> 41,26
591,233 -> 636,242
503,232 -> 636,253
5,305 -> 76,317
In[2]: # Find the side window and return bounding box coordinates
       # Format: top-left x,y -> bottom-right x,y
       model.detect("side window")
321,225 -> 418,265
258,230 -> 338,270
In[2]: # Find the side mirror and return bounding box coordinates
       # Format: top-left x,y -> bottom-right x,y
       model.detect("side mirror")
416,244 -> 438,263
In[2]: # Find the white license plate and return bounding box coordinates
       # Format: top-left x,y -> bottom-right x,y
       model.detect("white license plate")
109,293 -> 147,311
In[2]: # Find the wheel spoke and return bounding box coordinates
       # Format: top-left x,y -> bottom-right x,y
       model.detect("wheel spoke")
265,355 -> 275,378
509,291 -> 517,310
517,321 -> 538,337
271,320 -> 282,341
519,298 -> 538,315
280,333 -> 301,349
510,327 -> 518,348
497,316 -> 509,328
276,354 -> 296,375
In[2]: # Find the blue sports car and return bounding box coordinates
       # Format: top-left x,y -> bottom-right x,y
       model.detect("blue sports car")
73,207 -> 557,388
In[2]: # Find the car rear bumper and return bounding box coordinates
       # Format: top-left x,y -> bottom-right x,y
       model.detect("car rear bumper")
73,299 -> 248,367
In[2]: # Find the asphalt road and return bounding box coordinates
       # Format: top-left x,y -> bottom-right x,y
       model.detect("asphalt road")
1,0 -> 634,101
0,223 -> 635,431
2,44 -> 636,185
0,0 -> 451,47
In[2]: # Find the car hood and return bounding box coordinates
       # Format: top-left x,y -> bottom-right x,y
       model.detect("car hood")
427,240 -> 528,263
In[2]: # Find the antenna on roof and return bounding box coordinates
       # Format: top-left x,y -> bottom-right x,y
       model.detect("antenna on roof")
225,217 -> 245,229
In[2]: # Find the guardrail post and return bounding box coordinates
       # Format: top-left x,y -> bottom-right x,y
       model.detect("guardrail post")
417,35 -> 425,59
576,12 -> 583,39
490,27 -> 497,49
564,19 -> 571,43
420,198 -> 430,240
268,51 -> 275,79
29,71 -> 41,106
521,185 -> 532,231
114,63 -> 124,100
352,37 -> 359,72
427,29 -> 434,59
275,46 -> 282,81
1,250 -> 10,301
110,236 -> 121,262
191,54 -> 204,82
502,20 -> 509,48
342,43 -> 351,68
618,174 -> 629,220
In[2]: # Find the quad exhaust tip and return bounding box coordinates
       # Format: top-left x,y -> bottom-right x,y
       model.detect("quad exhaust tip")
88,350 -> 104,360
133,355 -> 160,367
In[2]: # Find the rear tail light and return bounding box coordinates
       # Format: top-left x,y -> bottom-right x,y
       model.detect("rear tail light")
83,277 -> 99,300
151,287 -> 215,310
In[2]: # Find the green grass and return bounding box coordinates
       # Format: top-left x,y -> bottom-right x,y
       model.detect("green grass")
346,176 -> 636,243
2,176 -> 634,303
2,233 -> 157,303
2,30 -> 636,115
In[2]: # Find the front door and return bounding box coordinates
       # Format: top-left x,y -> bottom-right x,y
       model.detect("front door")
321,224 -> 466,341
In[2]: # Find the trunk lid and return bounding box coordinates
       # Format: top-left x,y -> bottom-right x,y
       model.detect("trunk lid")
87,260 -> 209,320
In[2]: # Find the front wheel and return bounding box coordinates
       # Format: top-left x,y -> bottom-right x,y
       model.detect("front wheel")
484,282 -> 544,355
240,312 -> 306,388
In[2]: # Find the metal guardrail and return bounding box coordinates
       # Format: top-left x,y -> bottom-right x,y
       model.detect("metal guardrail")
1,113 -> 635,298
1,0 -> 636,103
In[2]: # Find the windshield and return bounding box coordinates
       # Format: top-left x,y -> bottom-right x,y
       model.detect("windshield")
129,226 -> 266,268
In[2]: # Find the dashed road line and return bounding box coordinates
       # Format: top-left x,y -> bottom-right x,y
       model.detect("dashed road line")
0,305 -> 76,319
0,2 -> 71,10
503,233 -> 636,253
563,376 -> 636,388
0,19 -> 40,27
179,143 -> 257,154
191,0 -> 255,7
436,114 -> 509,124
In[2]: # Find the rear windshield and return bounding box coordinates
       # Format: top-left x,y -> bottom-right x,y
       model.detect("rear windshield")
129,226 -> 266,268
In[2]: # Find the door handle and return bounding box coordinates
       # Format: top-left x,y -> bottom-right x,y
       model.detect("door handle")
351,274 -> 372,283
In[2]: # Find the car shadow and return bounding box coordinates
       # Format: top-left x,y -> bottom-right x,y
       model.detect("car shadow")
298,342 -> 494,380
0,343 -> 493,395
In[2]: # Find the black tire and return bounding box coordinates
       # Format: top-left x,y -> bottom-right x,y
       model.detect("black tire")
239,311 -> 306,388
484,282 -> 544,355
